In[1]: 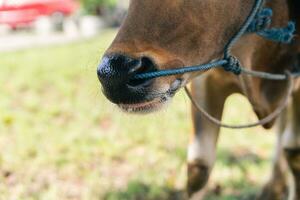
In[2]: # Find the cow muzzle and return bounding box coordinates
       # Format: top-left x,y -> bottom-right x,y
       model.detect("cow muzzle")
97,53 -> 182,113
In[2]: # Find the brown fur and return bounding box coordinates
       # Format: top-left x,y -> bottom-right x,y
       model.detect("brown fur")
101,0 -> 300,199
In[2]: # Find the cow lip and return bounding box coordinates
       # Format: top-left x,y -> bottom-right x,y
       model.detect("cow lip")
118,96 -> 169,113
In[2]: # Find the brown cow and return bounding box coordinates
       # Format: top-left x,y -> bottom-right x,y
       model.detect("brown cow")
97,0 -> 300,199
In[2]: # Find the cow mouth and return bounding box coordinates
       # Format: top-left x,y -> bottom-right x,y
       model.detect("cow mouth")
118,95 -> 170,113
118,79 -> 183,114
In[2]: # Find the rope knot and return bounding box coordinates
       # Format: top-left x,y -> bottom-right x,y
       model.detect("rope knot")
223,56 -> 242,75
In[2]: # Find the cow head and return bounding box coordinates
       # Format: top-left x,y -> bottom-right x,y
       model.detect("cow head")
97,0 -> 254,113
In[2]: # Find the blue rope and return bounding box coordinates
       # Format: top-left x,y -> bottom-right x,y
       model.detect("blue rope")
246,8 -> 273,33
223,0 -> 265,59
134,60 -> 227,80
132,0 -> 298,81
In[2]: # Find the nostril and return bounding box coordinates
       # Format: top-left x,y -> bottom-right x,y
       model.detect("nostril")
97,54 -> 141,84
129,57 -> 156,74
127,56 -> 157,87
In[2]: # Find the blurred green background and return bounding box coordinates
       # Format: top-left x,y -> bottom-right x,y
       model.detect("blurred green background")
80,0 -> 117,15
0,30 -> 277,200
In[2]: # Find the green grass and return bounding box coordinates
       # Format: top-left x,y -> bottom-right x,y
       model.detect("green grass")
0,30 -> 276,200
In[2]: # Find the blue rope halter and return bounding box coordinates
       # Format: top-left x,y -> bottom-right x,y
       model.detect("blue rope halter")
132,0 -> 297,81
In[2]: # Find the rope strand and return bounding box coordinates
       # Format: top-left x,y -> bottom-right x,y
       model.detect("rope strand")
184,72 -> 293,129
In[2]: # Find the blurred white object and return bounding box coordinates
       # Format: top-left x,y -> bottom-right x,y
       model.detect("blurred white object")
0,24 -> 11,36
79,16 -> 104,38
34,16 -> 54,35
63,18 -> 79,39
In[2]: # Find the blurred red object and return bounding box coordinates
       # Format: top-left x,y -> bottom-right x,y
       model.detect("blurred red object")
0,0 -> 79,28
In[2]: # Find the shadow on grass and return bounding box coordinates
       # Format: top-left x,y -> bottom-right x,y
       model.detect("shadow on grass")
104,181 -> 185,200
103,181 -> 258,200
206,192 -> 257,200
217,147 -> 266,176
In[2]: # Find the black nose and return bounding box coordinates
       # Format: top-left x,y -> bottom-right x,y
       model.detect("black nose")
97,54 -> 157,103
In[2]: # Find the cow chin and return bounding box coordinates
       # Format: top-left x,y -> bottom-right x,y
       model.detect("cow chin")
118,95 -> 171,114
117,79 -> 183,114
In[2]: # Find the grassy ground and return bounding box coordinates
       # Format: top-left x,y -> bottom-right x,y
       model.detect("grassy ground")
0,30 -> 277,200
